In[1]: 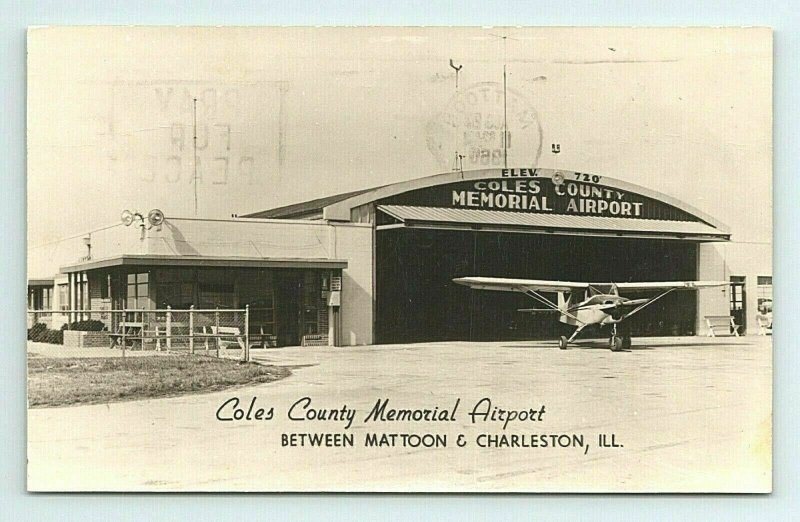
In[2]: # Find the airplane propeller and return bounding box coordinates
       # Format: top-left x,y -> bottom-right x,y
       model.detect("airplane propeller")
610,302 -> 627,320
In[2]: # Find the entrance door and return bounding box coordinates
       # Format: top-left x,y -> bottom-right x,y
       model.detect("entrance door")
275,272 -> 303,346
730,276 -> 746,334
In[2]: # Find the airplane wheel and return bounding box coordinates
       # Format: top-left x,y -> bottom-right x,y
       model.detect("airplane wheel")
610,336 -> 623,352
622,336 -> 632,350
559,336 -> 568,350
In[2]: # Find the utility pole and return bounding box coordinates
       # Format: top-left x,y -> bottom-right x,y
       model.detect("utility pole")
490,33 -> 514,169
503,60 -> 508,169
193,97 -> 198,216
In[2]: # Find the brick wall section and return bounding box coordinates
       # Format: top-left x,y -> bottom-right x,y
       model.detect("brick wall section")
63,330 -> 111,348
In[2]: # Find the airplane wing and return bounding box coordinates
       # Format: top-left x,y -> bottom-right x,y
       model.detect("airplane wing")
455,278 -> 727,293
605,282 -> 728,320
452,277 -> 590,293
611,281 -> 729,291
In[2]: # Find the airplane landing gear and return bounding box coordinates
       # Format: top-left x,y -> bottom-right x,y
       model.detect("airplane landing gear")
559,325 -> 586,350
609,324 -> 630,352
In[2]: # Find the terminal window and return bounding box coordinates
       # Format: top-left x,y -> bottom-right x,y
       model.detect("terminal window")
58,284 -> 68,311
126,272 -> 149,310
757,276 -> 773,312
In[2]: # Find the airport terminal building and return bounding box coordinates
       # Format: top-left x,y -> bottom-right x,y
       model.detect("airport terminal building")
27,168 -> 771,346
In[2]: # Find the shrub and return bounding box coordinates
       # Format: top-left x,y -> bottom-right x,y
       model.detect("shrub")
27,323 -> 47,341
61,320 -> 106,332
27,323 -> 64,344
41,329 -> 64,344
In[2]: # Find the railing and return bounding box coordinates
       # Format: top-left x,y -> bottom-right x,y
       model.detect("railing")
27,306 -> 259,362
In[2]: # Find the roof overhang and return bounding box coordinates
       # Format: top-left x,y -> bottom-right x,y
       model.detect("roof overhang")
60,255 -> 348,273
377,205 -> 730,242
28,278 -> 55,286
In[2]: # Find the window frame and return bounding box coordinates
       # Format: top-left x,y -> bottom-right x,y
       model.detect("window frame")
58,284 -> 69,311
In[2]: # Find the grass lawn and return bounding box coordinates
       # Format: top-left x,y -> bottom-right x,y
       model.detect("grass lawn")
28,356 -> 291,408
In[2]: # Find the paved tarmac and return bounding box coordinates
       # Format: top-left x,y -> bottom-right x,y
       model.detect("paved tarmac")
27,336 -> 772,492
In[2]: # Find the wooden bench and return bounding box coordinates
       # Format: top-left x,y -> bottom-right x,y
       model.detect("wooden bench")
210,326 -> 246,351
147,325 -> 170,351
109,321 -> 144,348
705,316 -> 741,337
249,326 -> 277,349
148,322 -> 190,351
302,334 -> 329,347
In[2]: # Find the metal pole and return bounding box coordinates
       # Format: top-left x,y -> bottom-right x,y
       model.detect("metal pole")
503,63 -> 508,169
244,305 -> 250,363
189,305 -> 194,355
166,305 -> 172,352
215,307 -> 220,357
121,309 -> 126,358
193,97 -> 198,216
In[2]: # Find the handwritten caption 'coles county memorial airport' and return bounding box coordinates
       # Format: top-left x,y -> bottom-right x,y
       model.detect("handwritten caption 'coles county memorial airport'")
215,396 -> 624,453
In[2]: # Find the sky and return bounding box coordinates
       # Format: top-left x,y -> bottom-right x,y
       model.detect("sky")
27,26 -> 772,253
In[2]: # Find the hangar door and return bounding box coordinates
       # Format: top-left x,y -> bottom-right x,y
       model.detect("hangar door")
375,228 -> 700,343
371,175 -> 728,344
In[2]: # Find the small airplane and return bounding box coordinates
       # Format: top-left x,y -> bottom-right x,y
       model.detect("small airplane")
452,277 -> 729,351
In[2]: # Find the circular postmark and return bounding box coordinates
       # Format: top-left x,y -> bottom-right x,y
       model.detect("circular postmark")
426,81 -> 543,170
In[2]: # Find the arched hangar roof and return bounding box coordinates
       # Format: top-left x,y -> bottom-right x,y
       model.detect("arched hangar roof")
244,168 -> 730,240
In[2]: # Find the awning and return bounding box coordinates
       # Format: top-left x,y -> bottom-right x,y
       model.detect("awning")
60,255 -> 348,273
377,205 -> 729,241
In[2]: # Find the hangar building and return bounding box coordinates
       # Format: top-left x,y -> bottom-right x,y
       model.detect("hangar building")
29,168 -> 769,347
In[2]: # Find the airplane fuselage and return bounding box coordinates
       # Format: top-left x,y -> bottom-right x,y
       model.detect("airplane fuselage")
560,294 -> 627,327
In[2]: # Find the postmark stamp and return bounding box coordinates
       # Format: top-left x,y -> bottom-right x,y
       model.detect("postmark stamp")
426,81 -> 543,170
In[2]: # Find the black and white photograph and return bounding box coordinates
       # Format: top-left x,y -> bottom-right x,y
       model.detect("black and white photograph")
25,26 -> 772,492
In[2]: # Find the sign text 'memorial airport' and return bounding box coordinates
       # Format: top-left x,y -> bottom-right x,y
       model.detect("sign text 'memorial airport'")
451,179 -> 644,217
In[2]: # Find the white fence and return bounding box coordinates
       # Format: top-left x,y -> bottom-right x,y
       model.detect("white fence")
27,307 -> 263,362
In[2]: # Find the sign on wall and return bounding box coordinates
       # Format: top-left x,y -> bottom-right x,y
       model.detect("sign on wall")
382,169 -> 700,222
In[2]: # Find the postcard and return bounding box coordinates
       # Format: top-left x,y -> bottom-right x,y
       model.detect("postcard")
26,26 -> 772,492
